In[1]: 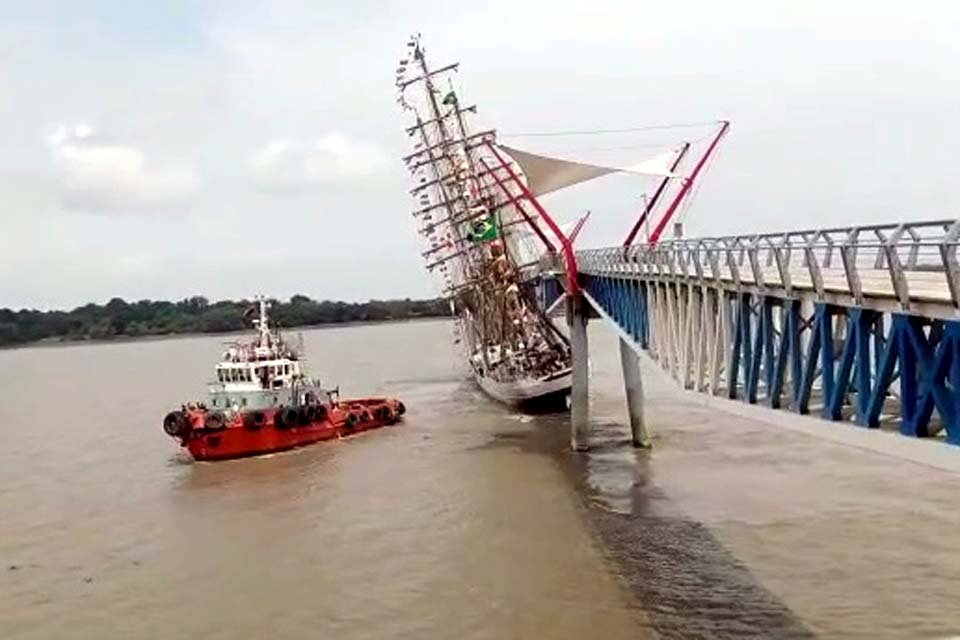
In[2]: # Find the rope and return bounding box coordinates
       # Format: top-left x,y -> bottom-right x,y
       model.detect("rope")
546,142 -> 677,154
501,120 -> 720,138
677,139 -> 724,228
541,130 -> 717,157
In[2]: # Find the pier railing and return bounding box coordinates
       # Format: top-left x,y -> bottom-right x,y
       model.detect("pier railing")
577,219 -> 960,319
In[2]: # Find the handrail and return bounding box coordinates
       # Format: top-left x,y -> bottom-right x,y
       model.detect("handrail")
570,218 -> 960,312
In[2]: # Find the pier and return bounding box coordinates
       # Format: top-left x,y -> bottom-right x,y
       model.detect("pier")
549,219 -> 960,449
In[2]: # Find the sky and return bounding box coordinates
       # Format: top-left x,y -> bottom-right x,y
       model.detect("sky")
1,0 -> 958,310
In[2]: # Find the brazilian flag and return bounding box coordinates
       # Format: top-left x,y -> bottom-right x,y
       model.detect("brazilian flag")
467,216 -> 498,243
442,90 -> 458,106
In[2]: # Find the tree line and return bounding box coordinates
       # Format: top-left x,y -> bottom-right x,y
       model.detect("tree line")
0,295 -> 451,347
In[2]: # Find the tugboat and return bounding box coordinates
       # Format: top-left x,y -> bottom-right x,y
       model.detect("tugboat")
162,296 -> 405,461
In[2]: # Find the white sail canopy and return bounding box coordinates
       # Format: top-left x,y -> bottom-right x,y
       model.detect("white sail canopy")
497,145 -> 680,197
621,149 -> 682,178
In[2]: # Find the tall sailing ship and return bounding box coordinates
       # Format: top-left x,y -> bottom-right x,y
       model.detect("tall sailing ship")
395,36 -> 573,409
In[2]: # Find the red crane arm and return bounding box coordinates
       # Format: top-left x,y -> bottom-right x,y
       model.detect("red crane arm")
648,121 -> 730,245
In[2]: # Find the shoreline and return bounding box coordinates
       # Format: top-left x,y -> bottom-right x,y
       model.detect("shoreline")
0,315 -> 452,352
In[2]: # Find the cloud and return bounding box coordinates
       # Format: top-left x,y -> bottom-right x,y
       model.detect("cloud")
249,132 -> 387,190
47,123 -> 201,213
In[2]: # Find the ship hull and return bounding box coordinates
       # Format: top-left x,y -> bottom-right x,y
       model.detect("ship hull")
475,369 -> 571,412
174,399 -> 404,462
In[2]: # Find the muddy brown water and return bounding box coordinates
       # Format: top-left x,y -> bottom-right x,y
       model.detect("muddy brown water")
2,319 -> 959,638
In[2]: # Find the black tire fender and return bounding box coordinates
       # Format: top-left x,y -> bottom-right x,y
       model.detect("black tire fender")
163,411 -> 189,437
242,412 -> 262,431
205,411 -> 226,431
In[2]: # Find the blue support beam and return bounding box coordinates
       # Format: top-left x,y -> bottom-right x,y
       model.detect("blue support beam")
864,316 -> 902,429
796,305 -> 825,414
817,304 -> 836,416
853,309 -> 877,425
728,293 -> 752,399
824,308 -> 878,421
579,273 -> 651,356
747,296 -> 775,404
769,299 -> 799,409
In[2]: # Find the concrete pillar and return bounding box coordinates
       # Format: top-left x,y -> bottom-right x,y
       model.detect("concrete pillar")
673,221 -> 684,239
567,294 -> 590,451
619,337 -> 651,448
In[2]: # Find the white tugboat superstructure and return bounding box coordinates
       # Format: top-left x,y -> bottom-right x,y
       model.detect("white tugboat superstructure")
206,296 -> 331,413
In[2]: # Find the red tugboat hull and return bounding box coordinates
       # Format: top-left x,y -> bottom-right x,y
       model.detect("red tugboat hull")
172,398 -> 405,462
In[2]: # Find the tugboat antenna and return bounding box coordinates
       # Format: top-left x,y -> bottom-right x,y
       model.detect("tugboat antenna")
253,295 -> 272,348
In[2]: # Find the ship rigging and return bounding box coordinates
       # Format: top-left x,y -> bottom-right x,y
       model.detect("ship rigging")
394,35 -> 727,408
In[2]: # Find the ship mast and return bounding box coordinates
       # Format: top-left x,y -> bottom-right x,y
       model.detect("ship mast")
396,36 -> 571,383
253,295 -> 272,349
405,38 -> 491,362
